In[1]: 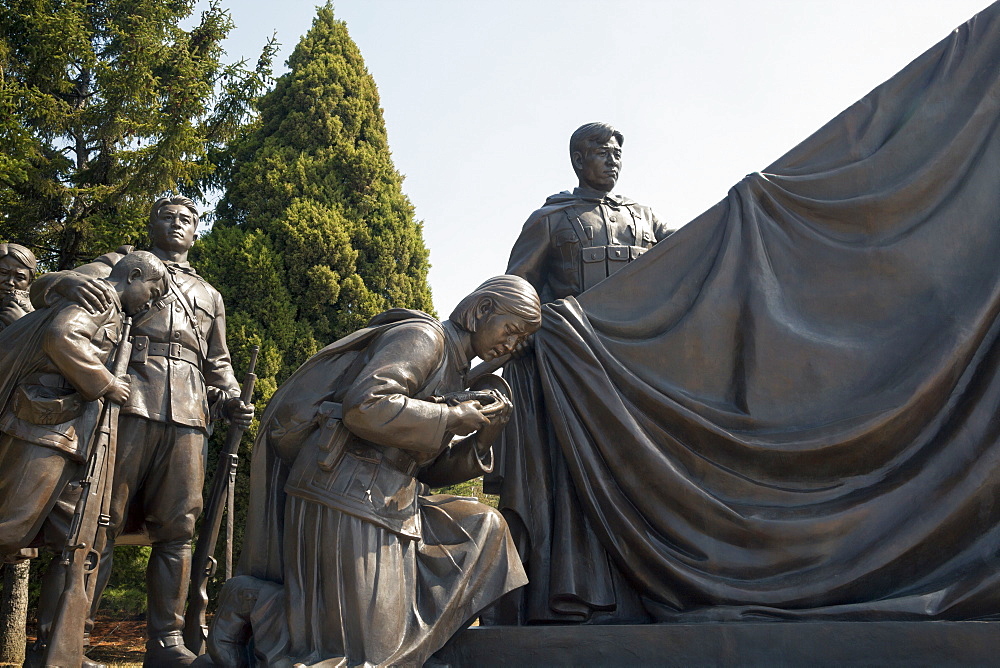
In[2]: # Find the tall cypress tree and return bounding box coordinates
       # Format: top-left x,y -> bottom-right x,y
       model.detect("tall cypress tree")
197,2 -> 434,397
193,4 -> 434,594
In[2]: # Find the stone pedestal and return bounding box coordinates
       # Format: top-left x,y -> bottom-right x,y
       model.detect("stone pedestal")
433,621 -> 1000,667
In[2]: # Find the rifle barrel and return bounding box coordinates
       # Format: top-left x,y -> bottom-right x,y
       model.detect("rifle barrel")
183,345 -> 259,655
43,317 -> 132,668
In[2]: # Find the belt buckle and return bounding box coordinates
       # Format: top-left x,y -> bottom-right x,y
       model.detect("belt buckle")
169,342 -> 182,358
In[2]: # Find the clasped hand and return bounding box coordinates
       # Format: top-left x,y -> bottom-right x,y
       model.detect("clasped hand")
225,398 -> 255,428
445,391 -> 514,438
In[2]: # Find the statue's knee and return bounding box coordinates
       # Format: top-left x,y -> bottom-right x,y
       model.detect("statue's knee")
481,505 -> 506,531
147,514 -> 198,546
0,517 -> 35,557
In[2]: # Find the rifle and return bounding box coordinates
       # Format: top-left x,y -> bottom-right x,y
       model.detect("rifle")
42,317 -> 133,668
183,345 -> 258,655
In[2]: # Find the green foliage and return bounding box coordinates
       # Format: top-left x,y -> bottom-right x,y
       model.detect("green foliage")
101,546 -> 151,614
433,478 -> 499,509
197,2 -> 434,392
192,2 -> 434,583
0,0 -> 276,269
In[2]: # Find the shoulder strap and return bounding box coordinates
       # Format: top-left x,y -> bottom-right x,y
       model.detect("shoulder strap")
327,318 -> 448,406
565,211 -> 593,245
628,205 -> 646,245
166,272 -> 208,360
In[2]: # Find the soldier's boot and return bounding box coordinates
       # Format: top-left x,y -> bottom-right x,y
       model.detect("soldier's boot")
24,638 -> 108,668
144,541 -> 196,667
144,633 -> 195,668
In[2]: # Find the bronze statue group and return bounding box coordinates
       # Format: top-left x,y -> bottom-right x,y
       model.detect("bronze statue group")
0,123 -> 655,667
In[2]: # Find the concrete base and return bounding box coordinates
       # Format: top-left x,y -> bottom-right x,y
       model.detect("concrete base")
432,621 -> 1000,667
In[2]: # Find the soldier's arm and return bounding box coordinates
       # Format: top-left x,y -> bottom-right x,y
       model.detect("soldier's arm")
341,323 -> 454,454
650,210 -> 675,242
203,288 -> 251,425
418,434 -> 494,488
43,304 -> 118,401
506,211 -> 552,294
30,256 -> 118,311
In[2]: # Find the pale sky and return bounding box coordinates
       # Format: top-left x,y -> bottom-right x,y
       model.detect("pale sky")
209,0 -> 993,314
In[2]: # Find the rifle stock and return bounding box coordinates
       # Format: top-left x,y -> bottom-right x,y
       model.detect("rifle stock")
42,317 -> 133,668
183,345 -> 258,655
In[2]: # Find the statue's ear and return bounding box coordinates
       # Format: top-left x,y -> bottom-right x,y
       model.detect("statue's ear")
475,297 -> 495,324
571,150 -> 585,173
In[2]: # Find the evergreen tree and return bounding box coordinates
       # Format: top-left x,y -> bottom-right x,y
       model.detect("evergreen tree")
192,3 -> 434,594
197,1 -> 434,394
0,0 -> 276,269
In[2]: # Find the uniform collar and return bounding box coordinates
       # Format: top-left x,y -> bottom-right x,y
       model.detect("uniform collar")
572,186 -> 624,207
164,260 -> 196,275
442,320 -> 472,377
109,289 -> 124,313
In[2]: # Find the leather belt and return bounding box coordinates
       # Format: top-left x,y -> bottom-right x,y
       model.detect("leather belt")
344,443 -> 418,477
379,445 -> 419,477
132,340 -> 200,366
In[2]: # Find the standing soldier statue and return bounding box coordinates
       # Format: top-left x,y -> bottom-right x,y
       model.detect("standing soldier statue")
30,196 -> 255,667
491,123 -> 673,625
506,122 -> 672,303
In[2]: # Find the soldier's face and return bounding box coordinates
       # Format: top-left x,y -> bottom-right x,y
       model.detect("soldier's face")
574,137 -> 622,192
471,312 -> 532,362
149,204 -> 197,253
0,256 -> 31,294
121,273 -> 164,316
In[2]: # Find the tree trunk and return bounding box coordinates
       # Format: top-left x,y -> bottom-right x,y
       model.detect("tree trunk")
0,561 -> 30,667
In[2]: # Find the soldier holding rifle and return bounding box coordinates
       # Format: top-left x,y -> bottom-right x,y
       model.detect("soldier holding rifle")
0,251 -> 166,558
31,196 -> 255,667
0,252 -> 165,668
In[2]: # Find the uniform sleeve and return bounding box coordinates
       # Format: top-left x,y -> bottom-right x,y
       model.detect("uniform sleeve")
341,323 -> 450,454
43,305 -> 117,401
203,287 -> 241,413
651,209 -> 674,242
29,257 -> 116,309
506,210 -> 552,294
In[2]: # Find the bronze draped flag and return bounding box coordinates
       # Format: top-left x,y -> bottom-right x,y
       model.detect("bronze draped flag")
495,0 -> 1000,621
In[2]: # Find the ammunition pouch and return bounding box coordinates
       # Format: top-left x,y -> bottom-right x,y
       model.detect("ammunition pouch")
285,405 -> 422,538
315,401 -> 351,472
11,378 -> 83,426
580,244 -> 649,292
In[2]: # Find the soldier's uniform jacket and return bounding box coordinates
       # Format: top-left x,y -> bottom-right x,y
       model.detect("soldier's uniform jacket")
33,249 -> 239,429
0,296 -> 122,460
267,312 -> 491,540
507,186 -> 672,302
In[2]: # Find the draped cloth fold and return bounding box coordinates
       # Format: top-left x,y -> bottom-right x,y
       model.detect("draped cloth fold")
492,1 -> 1000,622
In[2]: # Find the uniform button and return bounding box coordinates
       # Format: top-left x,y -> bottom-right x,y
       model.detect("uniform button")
175,305 -> 182,312
173,331 -> 181,339
610,215 -> 617,222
